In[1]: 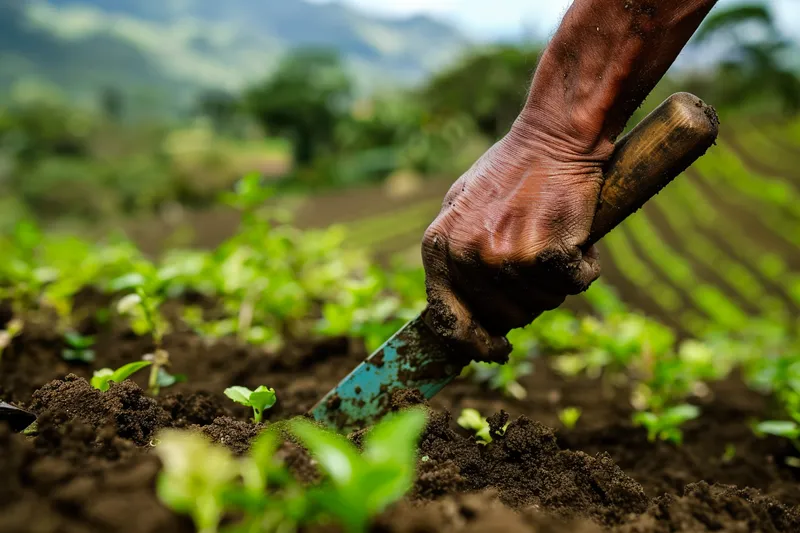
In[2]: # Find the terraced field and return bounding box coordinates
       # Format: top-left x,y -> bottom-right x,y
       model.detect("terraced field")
334,116 -> 800,336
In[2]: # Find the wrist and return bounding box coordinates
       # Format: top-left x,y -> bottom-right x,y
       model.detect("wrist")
508,106 -> 614,167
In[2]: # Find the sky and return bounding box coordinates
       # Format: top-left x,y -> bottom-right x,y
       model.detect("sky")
311,0 -> 800,41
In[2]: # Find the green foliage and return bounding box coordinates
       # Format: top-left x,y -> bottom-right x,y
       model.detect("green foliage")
633,404 -> 700,445
156,429 -> 243,533
90,361 -> 152,392
559,407 -> 582,430
457,408 -> 494,444
245,49 -> 352,166
0,318 -> 23,362
62,331 -> 95,363
421,45 -> 542,139
225,386 -> 277,424
290,408 -> 427,533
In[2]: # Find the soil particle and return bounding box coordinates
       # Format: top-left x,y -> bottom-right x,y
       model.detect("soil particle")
29,374 -> 170,446
619,481 -> 800,533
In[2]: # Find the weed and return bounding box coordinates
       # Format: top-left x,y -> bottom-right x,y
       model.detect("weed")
224,386 -> 277,424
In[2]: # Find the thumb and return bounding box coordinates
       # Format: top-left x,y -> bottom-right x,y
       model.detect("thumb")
423,279 -> 512,364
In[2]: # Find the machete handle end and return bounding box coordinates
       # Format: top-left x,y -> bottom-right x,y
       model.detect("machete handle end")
587,92 -> 719,247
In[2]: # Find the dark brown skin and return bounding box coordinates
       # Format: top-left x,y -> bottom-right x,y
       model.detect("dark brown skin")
422,0 -> 718,362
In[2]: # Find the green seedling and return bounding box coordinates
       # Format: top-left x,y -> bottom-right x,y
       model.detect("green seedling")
0,318 -> 23,362
225,386 -> 277,424
290,407 -> 427,533
156,429 -> 241,533
113,273 -> 172,396
633,404 -> 700,445
558,407 -> 582,430
91,361 -> 152,392
62,331 -> 95,363
457,408 -> 494,444
722,443 -> 737,464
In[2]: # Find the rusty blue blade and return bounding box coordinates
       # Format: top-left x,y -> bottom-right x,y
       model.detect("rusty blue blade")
310,313 -> 464,432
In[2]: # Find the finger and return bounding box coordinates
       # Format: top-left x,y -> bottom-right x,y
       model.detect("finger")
422,232 -> 511,363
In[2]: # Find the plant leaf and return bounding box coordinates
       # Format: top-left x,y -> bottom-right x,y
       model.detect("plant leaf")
249,387 -> 277,411
290,418 -> 362,487
756,420 -> 800,439
111,361 -> 152,384
109,273 -> 146,292
224,386 -> 253,406
117,293 -> 143,314
91,368 -> 114,391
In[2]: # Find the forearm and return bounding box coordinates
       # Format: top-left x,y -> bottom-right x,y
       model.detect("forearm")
514,0 -> 717,160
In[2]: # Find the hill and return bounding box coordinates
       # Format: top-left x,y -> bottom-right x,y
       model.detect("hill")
0,0 -> 469,109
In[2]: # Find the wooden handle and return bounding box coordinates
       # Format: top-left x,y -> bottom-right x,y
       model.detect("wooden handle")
586,92 -> 719,247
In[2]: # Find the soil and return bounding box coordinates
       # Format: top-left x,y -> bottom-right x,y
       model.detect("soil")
2,300 -> 800,533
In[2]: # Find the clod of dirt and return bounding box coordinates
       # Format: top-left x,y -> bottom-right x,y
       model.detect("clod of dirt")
29,374 -> 170,446
418,410 -> 649,526
0,419 -> 190,533
201,415 -> 262,455
160,391 -> 230,428
619,481 -> 800,533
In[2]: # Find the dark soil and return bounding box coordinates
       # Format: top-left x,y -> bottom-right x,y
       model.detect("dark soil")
2,302 -> 800,532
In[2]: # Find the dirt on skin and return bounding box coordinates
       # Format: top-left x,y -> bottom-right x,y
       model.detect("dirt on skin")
2,304 -> 800,532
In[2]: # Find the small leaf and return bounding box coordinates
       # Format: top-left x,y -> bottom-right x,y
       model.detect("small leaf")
111,361 -> 152,384
224,386 -> 253,406
117,293 -> 143,314
756,420 -> 800,439
157,368 -> 186,388
109,273 -> 146,292
62,348 -> 95,363
65,331 -> 94,349
290,418 -> 362,487
249,387 -> 277,411
91,368 -> 115,391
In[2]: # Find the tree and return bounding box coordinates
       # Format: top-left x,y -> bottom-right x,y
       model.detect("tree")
244,49 -> 353,165
690,2 -> 800,114
420,45 -> 542,140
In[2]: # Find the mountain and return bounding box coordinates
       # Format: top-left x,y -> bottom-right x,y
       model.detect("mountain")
0,0 -> 469,109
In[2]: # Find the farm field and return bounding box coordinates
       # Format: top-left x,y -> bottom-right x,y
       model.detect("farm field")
2,113 -> 800,533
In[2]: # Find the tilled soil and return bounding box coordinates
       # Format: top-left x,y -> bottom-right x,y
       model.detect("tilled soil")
2,304 -> 800,532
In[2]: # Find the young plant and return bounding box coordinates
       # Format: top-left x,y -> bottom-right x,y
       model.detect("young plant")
0,318 -> 23,362
558,407 -> 582,430
289,407 -> 427,533
632,404 -> 700,445
62,331 -> 95,363
113,271 -> 173,395
91,361 -> 152,392
457,408 -> 493,444
225,386 -> 277,424
156,429 -> 241,533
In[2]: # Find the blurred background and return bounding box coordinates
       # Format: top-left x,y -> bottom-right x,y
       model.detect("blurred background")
1,0 -> 799,336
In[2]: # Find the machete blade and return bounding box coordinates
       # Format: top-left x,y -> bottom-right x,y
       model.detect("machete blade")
309,312 -> 463,432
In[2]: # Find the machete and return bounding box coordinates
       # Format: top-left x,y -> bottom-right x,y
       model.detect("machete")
310,92 -> 720,432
